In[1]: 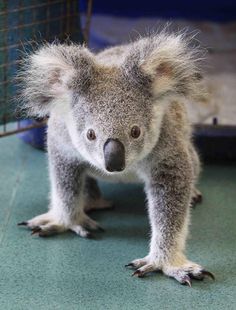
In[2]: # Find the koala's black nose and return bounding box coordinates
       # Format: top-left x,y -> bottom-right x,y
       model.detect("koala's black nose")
103,138 -> 125,172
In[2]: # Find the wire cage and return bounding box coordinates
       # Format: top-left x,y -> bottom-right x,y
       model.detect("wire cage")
0,0 -> 91,138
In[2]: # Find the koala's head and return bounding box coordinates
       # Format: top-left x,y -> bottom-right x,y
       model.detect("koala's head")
19,33 -> 202,173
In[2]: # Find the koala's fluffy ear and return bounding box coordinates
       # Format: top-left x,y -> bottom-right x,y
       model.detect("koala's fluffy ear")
18,43 -> 95,117
123,33 -> 204,100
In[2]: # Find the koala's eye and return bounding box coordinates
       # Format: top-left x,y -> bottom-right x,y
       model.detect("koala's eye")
131,126 -> 141,139
87,129 -> 96,141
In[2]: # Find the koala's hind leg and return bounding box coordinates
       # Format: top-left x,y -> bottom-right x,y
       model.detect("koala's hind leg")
190,145 -> 203,206
191,187 -> 203,206
83,176 -> 113,213
18,143 -> 104,238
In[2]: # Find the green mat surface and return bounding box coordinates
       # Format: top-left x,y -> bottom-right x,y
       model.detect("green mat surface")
0,135 -> 236,310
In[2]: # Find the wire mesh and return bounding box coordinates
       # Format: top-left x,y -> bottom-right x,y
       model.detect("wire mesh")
0,0 -> 85,137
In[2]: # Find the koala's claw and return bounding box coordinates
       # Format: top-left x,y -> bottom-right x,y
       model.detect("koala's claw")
125,263 -> 135,268
132,270 -> 144,278
130,263 -> 158,278
169,267 -> 215,285
17,221 -> 28,226
200,270 -> 215,280
30,224 -> 63,237
182,275 -> 192,287
186,269 -> 215,281
31,226 -> 42,235
125,257 -> 149,269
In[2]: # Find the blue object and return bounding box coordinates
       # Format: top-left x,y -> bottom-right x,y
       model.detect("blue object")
18,120 -> 47,150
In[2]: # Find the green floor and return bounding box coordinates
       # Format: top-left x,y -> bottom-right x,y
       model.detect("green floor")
0,135 -> 236,310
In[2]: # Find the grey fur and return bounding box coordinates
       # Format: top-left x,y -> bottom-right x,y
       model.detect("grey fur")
18,32 -> 213,285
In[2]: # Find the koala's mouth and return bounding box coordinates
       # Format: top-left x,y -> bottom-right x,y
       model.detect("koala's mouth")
103,138 -> 125,173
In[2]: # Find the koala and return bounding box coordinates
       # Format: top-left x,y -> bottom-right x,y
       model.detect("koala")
18,32 -> 214,286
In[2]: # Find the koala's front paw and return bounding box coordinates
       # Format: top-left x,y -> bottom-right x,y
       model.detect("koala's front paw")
126,256 -> 214,286
18,211 -> 104,238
